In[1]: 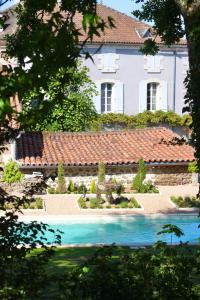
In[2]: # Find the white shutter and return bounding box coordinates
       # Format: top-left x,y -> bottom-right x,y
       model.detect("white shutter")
139,80 -> 147,113
159,81 -> 168,111
94,81 -> 101,113
115,82 -> 124,113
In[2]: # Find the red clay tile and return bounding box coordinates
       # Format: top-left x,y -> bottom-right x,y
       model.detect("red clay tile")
16,128 -> 195,167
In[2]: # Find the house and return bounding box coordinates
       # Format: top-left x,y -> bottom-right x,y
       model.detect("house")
0,4 -> 188,117
77,4 -> 188,116
11,127 -> 195,186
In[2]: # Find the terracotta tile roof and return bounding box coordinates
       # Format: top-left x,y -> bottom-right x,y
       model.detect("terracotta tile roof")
0,4 -> 186,48
75,4 -> 186,46
16,128 -> 195,167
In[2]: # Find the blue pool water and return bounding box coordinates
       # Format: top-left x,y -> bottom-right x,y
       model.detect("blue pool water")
44,215 -> 200,246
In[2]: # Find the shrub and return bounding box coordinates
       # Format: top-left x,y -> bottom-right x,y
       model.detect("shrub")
23,202 -> 30,209
67,179 -> 75,193
106,205 -> 111,209
120,201 -> 128,208
3,159 -> 24,184
116,183 -> 125,196
78,197 -> 87,209
48,187 -> 56,194
98,161 -> 105,183
56,162 -> 67,194
77,183 -> 87,194
90,112 -> 192,131
35,197 -> 43,209
130,197 -> 141,208
143,181 -> 159,193
132,158 -> 147,192
90,198 -> 98,209
188,161 -> 198,173
90,179 -> 97,193
170,195 -> 200,208
111,176 -> 117,184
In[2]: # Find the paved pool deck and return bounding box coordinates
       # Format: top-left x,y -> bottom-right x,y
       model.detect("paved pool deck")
17,184 -> 199,217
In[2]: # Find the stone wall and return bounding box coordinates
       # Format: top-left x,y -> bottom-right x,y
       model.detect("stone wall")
152,165 -> 193,185
42,164 -> 194,189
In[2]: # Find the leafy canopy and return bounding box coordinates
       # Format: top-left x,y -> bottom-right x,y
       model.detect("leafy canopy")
22,62 -> 97,131
3,159 -> 24,184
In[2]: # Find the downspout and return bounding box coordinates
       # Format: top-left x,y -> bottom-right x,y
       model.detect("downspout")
173,50 -> 177,112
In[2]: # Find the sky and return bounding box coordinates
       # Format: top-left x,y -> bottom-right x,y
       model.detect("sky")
98,0 -> 139,16
0,0 -> 140,16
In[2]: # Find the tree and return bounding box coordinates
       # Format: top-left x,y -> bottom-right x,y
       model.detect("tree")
132,0 -> 200,194
0,1 -> 113,297
23,63 -> 97,131
3,159 -> 24,184
0,0 -> 114,132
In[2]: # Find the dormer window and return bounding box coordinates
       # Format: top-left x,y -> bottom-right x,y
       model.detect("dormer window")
135,28 -> 152,39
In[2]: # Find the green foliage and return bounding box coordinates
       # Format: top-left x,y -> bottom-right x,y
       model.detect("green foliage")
120,201 -> 128,208
2,159 -> 24,184
142,181 -> 159,193
132,158 -> 147,192
35,197 -> 43,209
78,197 -> 87,209
60,243 -> 199,299
188,161 -> 198,173
116,183 -> 125,196
132,0 -> 200,201
0,196 -> 61,299
98,161 -> 106,183
48,187 -> 56,194
170,195 -> 200,208
111,176 -> 117,184
129,197 -> 141,208
90,111 -> 192,131
132,159 -> 158,193
67,180 -> 75,193
23,63 -> 98,132
90,179 -> 97,193
77,183 -> 87,194
56,163 -> 67,194
89,198 -> 99,209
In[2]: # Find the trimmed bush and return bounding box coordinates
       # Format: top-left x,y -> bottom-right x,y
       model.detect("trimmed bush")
56,162 -> 67,194
90,179 -> 97,193
170,195 -> 200,208
3,159 -> 24,184
90,198 -> 98,209
35,197 -> 43,209
78,197 -> 87,209
98,161 -> 105,183
78,183 -> 87,194
120,201 -> 128,208
48,187 -> 56,194
130,197 -> 141,208
116,183 -> 125,196
67,179 -> 75,193
132,158 -> 147,192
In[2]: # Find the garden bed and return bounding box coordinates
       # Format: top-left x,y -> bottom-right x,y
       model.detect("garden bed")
4,197 -> 44,210
170,196 -> 200,209
78,195 -> 142,209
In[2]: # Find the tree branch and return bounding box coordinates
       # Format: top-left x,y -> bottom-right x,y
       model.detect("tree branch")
0,0 -> 11,8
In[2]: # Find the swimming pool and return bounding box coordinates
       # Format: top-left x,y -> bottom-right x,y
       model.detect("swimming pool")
42,214 -> 200,246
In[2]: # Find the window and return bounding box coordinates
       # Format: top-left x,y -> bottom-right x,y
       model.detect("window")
101,83 -> 113,113
147,82 -> 159,111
